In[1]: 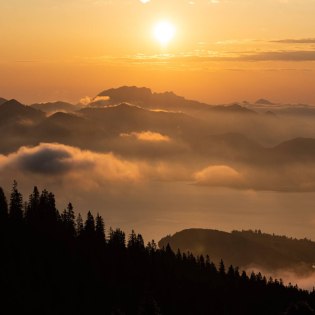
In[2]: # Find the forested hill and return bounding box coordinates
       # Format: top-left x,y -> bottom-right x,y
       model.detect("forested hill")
1,183 -> 315,314
159,229 -> 315,272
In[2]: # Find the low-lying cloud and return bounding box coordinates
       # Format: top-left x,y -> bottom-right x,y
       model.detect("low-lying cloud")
0,143 -> 193,191
194,165 -> 245,188
3,141 -> 315,194
120,131 -> 171,142
246,265 -> 315,291
193,162 -> 315,192
0,143 -> 141,184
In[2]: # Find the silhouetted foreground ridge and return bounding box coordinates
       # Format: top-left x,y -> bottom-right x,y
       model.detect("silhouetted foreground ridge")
1,182 -> 315,315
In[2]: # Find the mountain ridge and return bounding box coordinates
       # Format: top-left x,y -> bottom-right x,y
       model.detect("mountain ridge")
159,228 -> 315,273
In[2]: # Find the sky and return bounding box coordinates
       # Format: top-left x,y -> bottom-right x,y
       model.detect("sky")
1,0 -> 315,104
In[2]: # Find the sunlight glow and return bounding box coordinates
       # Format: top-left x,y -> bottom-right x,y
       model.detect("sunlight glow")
153,21 -> 176,46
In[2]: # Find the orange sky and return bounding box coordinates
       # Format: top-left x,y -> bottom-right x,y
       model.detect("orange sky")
1,0 -> 315,104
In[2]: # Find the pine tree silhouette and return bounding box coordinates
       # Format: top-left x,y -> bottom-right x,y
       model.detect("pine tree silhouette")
76,213 -> 84,237
95,213 -> 105,242
0,186 -> 8,220
219,259 -> 226,275
84,211 -> 95,236
26,186 -> 40,223
9,180 -> 23,221
61,202 -> 76,237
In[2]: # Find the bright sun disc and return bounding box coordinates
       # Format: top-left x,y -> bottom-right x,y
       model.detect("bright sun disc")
154,21 -> 176,45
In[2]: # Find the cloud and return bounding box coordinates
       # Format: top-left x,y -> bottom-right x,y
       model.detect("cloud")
120,131 -> 171,142
0,143 -> 140,183
245,265 -> 315,291
0,143 -> 191,190
238,50 -> 315,61
272,38 -> 315,44
192,161 -> 315,192
122,49 -> 315,65
79,95 -> 110,106
194,165 -> 246,188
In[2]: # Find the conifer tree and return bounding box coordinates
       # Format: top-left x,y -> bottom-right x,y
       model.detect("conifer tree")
146,240 -> 157,254
47,192 -> 58,220
176,249 -> 182,261
0,187 -> 8,220
61,202 -> 76,236
227,265 -> 235,279
199,255 -> 205,268
76,213 -> 84,237
9,180 -> 23,221
219,259 -> 225,275
127,230 -> 137,248
137,234 -> 145,249
38,189 -> 59,225
26,186 -> 40,222
84,211 -> 95,237
109,228 -> 125,249
95,213 -> 105,242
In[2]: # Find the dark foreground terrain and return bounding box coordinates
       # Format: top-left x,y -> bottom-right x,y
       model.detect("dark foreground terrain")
1,182 -> 315,315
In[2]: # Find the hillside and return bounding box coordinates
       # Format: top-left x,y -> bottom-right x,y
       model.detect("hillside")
159,229 -> 315,273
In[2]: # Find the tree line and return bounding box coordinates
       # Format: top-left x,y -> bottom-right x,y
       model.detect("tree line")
0,181 -> 315,314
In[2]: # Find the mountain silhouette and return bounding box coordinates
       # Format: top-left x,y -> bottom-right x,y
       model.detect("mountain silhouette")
211,103 -> 257,115
79,102 -> 203,137
255,99 -> 274,105
0,99 -> 44,125
159,229 -> 315,272
1,98 -> 315,169
0,97 -> 7,106
98,86 -> 256,115
1,90 -> 315,192
31,101 -> 80,113
272,138 -> 315,162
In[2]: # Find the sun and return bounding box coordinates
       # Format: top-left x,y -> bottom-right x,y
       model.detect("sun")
153,21 -> 176,46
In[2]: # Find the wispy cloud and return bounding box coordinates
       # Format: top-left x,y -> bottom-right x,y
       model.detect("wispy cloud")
79,96 -> 110,106
271,38 -> 315,44
122,49 -> 315,63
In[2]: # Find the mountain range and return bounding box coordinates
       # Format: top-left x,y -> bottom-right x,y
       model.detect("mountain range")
2,86 -> 315,191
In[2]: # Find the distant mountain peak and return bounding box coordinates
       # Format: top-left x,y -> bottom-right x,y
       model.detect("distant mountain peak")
255,98 -> 274,105
31,101 -> 79,113
0,97 -> 7,106
1,99 -> 24,107
98,86 -> 153,106
0,99 -> 45,124
0,99 -> 35,113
